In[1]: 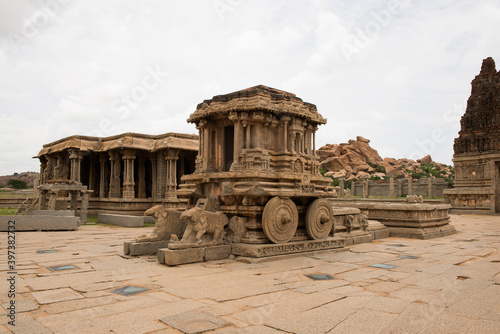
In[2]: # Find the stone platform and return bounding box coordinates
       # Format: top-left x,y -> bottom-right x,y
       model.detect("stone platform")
330,200 -> 456,239
0,215 -> 79,231
97,213 -> 154,227
124,240 -> 169,256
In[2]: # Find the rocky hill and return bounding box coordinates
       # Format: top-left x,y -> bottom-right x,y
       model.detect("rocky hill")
0,172 -> 38,188
318,136 -> 454,183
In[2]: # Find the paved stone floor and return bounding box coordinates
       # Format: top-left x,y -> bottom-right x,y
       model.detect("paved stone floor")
1,214 -> 499,334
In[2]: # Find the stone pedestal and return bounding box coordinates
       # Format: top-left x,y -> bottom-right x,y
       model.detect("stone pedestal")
366,220 -> 390,239
231,238 -> 345,258
158,245 -> 232,266
124,240 -> 169,256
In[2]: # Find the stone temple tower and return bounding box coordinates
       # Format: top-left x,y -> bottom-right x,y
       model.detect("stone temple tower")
445,57 -> 500,214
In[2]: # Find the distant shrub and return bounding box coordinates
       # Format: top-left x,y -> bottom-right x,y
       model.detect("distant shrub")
331,178 -> 352,189
7,179 -> 28,189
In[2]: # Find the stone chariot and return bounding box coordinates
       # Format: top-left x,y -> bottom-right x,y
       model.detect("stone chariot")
178,85 -> 338,246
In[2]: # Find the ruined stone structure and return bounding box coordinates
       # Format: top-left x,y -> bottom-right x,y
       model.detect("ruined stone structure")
178,85 -> 339,248
350,177 -> 451,198
36,132 -> 198,214
445,57 -> 500,214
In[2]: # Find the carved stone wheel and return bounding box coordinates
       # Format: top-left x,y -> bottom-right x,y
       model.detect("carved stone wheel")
306,198 -> 333,240
262,196 -> 298,244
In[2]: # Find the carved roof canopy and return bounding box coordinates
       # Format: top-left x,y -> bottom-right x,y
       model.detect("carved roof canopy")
187,85 -> 327,126
36,132 -> 199,158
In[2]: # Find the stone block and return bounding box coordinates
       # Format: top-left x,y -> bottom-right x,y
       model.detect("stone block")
0,216 -> 79,231
97,213 -> 146,227
26,210 -> 75,216
158,248 -> 204,266
366,220 -> 390,239
231,238 -> 345,258
350,233 -> 373,245
204,245 -> 231,261
123,241 -> 169,256
160,310 -> 229,333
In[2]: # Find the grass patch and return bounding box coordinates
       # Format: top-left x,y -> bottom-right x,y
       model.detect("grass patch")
0,208 -> 17,215
87,215 -> 98,224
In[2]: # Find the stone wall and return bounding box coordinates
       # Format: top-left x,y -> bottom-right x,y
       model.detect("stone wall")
350,178 -> 451,198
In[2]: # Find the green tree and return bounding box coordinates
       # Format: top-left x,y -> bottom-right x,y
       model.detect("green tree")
7,179 -> 28,189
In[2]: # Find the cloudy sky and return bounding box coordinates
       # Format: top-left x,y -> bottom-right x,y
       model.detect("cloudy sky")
1,0 -> 499,175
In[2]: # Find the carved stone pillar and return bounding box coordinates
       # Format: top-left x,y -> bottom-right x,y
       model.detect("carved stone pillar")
45,155 -> 56,181
39,190 -> 47,210
56,153 -> 70,180
298,133 -> 304,154
351,181 -> 356,196
122,149 -> 136,199
157,151 -> 165,198
48,190 -> 58,210
99,154 -> 107,199
202,121 -> 209,171
339,178 -> 345,197
312,126 -> 317,158
363,180 -> 369,198
69,190 -> 78,213
138,156 -> 146,199
282,117 -> 290,152
230,116 -> 241,170
151,155 -> 158,198
428,177 -> 433,198
195,120 -> 206,172
246,123 -> 252,149
389,177 -> 395,197
88,156 -> 96,195
39,159 -> 47,184
164,150 -> 179,199
108,151 -> 121,198
69,150 -> 83,183
80,191 -> 90,226
408,177 -> 413,196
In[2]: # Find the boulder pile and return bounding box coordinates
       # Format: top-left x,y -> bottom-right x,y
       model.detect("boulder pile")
317,136 -> 454,182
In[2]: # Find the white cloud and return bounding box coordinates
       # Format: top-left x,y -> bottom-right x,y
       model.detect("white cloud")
1,0 -> 500,174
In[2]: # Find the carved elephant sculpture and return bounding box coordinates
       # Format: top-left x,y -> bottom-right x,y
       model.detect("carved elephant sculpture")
135,205 -> 185,243
179,207 -> 228,244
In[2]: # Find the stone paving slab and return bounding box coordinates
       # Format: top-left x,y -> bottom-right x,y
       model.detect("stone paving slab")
0,214 -> 499,333
31,288 -> 84,305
